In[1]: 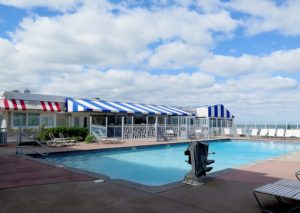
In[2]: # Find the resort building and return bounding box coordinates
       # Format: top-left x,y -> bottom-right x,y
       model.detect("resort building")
0,90 -> 234,139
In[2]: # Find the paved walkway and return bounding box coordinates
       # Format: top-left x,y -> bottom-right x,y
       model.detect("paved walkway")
1,139 -> 300,212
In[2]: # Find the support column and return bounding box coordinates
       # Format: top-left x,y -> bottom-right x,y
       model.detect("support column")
155,116 -> 158,141
207,118 -> 210,139
105,116 -> 108,137
164,117 -> 167,133
121,116 -> 124,140
131,116 -> 134,139
89,115 -> 92,135
68,115 -> 71,127
220,118 -> 223,135
185,117 -> 188,139
1,112 -> 7,129
146,116 -> 148,139
177,117 -> 180,137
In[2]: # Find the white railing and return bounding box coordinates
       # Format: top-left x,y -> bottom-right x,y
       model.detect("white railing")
92,124 -> 244,140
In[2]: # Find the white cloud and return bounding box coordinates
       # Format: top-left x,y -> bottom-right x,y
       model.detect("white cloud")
38,69 -> 215,106
148,42 -> 211,68
199,48 -> 300,76
1,1 -> 238,72
0,0 -> 82,12
226,0 -> 300,36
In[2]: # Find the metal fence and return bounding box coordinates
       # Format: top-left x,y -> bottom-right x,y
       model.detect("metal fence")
103,124 -> 211,141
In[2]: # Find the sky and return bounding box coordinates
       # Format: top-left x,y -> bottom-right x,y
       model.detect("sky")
0,0 -> 300,124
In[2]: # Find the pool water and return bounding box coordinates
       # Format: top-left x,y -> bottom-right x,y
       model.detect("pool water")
43,140 -> 300,186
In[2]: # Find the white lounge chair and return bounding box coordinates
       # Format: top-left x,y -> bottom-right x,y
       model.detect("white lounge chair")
236,128 -> 244,136
276,129 -> 285,137
99,137 -> 124,144
268,129 -> 276,137
259,129 -> 268,137
285,129 -> 297,138
251,129 -> 258,137
166,129 -> 175,137
295,130 -> 300,138
224,128 -> 231,136
59,133 -> 76,146
47,133 -> 67,147
195,129 -> 202,138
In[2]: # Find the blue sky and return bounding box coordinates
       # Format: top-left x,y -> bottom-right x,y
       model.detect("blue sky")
0,0 -> 300,123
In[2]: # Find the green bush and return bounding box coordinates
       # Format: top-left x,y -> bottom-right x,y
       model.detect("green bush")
70,136 -> 83,141
38,127 -> 88,141
85,135 -> 96,143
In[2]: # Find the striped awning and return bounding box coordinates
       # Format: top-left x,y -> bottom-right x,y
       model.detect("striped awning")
67,98 -> 192,116
208,104 -> 234,119
0,99 -> 62,112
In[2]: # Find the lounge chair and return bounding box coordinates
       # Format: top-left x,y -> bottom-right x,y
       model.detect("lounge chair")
236,128 -> 244,136
276,129 -> 285,137
47,133 -> 66,147
259,128 -> 268,137
195,129 -> 202,138
253,179 -> 300,213
99,137 -> 124,144
166,129 -> 175,138
224,128 -> 231,136
295,130 -> 300,138
268,129 -> 276,137
59,133 -> 76,146
251,129 -> 258,137
285,130 -> 297,138
296,171 -> 300,180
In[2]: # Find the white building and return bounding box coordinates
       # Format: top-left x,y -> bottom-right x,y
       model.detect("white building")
0,91 -> 234,139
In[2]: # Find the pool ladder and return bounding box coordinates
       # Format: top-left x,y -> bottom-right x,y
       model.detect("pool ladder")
16,131 -> 49,157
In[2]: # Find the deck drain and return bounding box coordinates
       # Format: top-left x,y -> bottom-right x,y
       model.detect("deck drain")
94,179 -> 104,183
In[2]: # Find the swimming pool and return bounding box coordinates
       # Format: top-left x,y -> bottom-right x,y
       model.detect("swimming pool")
43,140 -> 300,186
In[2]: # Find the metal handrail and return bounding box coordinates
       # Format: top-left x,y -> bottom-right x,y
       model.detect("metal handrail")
16,131 -> 49,157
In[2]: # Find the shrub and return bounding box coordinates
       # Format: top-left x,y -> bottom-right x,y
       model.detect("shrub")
85,135 -> 96,143
70,136 -> 83,142
37,127 -> 88,141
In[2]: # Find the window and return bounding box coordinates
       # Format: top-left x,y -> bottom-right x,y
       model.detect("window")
73,117 -> 80,127
13,112 -> 26,127
28,113 -> 40,126
41,116 -> 54,127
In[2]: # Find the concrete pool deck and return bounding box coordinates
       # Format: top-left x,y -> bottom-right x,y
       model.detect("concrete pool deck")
1,139 -> 300,212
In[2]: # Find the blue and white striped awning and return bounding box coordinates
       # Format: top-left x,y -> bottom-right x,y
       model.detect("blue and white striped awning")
67,98 -> 192,116
208,104 -> 234,119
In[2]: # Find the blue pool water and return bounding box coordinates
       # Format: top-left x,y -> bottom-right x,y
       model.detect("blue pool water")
43,140 -> 300,186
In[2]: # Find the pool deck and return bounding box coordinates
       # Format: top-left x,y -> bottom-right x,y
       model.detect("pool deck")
1,138 -> 300,212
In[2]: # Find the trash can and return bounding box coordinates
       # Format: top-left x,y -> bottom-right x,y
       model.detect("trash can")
0,129 -> 7,146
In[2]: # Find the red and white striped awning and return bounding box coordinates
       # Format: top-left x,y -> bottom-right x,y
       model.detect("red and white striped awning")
0,99 -> 62,112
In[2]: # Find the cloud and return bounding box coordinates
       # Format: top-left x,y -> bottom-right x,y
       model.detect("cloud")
0,0 -> 82,12
2,1 -> 238,72
226,0 -> 300,36
199,48 -> 300,76
148,42 -> 211,68
39,69 -> 215,105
